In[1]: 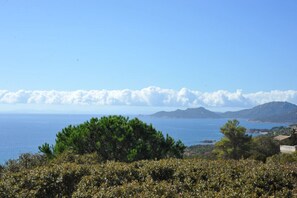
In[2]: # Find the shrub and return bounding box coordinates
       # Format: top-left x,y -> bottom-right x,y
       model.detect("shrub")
39,116 -> 185,162
3,153 -> 47,172
1,157 -> 296,197
267,152 -> 297,164
213,120 -> 251,160
249,136 -> 280,162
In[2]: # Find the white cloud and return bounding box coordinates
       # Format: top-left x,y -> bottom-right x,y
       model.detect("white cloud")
0,87 -> 296,108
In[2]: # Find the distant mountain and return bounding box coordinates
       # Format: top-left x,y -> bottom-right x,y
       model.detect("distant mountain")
221,102 -> 297,123
152,107 -> 220,119
151,102 -> 297,123
255,110 -> 297,123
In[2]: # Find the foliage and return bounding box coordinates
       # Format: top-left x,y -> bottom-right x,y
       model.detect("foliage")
0,156 -> 297,197
267,152 -> 297,164
267,126 -> 292,136
184,144 -> 216,159
288,127 -> 297,145
38,143 -> 54,159
2,118 -> 296,196
213,120 -> 252,160
39,116 -> 185,162
3,153 -> 47,172
51,150 -> 102,165
268,126 -> 297,145
249,136 -> 280,162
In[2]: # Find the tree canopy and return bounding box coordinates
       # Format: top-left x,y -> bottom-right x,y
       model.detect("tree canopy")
249,136 -> 280,162
213,119 -> 251,160
39,115 -> 185,162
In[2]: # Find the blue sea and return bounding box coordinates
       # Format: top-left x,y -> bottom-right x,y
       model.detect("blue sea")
0,114 -> 286,164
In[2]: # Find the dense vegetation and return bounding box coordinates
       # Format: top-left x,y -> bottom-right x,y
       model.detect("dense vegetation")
213,119 -> 280,162
184,144 -> 215,159
213,120 -> 252,160
1,118 -> 297,197
251,124 -> 297,137
39,116 -> 185,162
1,152 -> 297,197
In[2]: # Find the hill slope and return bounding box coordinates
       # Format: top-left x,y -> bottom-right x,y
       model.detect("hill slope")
151,102 -> 297,123
221,102 -> 297,122
152,107 -> 220,118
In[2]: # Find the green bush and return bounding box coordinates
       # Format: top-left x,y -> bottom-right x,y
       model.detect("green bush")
39,116 -> 185,162
1,157 -> 296,197
184,144 -> 216,159
267,152 -> 297,164
213,120 -> 251,160
3,153 -> 47,172
249,136 -> 280,162
0,163 -> 89,197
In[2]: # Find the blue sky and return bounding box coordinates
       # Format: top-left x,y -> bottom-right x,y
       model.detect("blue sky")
0,1 -> 296,113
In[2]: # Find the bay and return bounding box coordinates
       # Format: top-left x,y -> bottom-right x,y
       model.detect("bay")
0,114 -> 286,164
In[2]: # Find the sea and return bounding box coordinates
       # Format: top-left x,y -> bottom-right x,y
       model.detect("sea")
0,114 -> 287,164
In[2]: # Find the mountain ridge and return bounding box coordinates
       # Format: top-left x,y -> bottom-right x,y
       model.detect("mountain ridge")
153,107 -> 220,119
151,101 -> 297,123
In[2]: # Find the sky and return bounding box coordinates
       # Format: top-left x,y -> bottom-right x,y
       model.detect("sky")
0,1 -> 296,113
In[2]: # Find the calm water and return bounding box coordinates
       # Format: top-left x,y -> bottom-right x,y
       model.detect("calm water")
0,114 -> 286,164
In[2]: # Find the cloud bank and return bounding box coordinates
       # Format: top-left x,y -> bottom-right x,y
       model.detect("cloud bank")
0,87 -> 296,108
